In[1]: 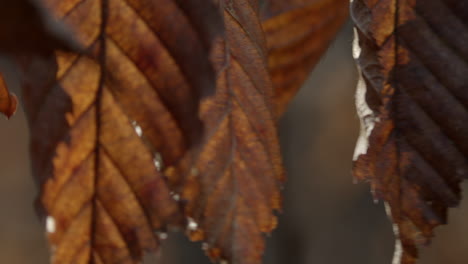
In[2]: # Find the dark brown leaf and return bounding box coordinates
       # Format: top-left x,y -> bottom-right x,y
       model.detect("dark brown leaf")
262,0 -> 349,115
169,1 -> 285,263
0,72 -> 17,118
262,0 -> 317,18
0,0 -> 76,120
20,0 -> 222,262
351,1 -> 468,263
0,0 -> 78,54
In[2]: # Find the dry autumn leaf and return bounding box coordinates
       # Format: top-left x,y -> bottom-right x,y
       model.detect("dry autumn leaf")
19,0 -> 222,263
0,0 -> 77,55
0,0 -> 78,120
352,0 -> 468,263
169,1 -> 285,263
0,72 -> 17,118
262,0 -> 349,115
262,0 -> 318,18
7,0 -> 468,263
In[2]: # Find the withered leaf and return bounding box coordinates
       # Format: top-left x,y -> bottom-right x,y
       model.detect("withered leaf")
172,1 -> 285,263
262,0 -> 349,115
0,0 -> 77,54
0,0 -> 76,120
20,0 -> 222,263
352,1 -> 468,263
261,0 -> 316,18
0,72 -> 17,118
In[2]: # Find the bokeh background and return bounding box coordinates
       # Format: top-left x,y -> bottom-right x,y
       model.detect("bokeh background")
1,22 -> 468,264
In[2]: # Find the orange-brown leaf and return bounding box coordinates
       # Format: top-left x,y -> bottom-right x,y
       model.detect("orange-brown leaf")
20,0 -> 222,262
262,0 -> 349,115
172,1 -> 285,263
352,1 -> 468,263
0,72 -> 17,118
263,0 -> 349,116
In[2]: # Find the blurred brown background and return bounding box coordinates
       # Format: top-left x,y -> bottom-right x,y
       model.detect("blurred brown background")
1,22 -> 467,264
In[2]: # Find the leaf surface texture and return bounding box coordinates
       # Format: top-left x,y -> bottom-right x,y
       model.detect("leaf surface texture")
262,0 -> 349,115
171,1 -> 285,263
20,0 -> 221,262
351,1 -> 468,263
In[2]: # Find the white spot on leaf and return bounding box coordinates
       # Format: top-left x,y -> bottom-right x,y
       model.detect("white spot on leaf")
153,152 -> 164,171
135,126 -> 142,137
131,120 -> 143,137
187,217 -> 198,231
46,216 -> 56,233
170,191 -> 180,201
156,231 -> 168,240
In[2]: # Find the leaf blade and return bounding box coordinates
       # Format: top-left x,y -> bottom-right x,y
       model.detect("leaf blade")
172,1 -> 285,263
351,1 -> 468,263
21,0 -> 222,262
0,0 -> 78,55
262,0 -> 349,115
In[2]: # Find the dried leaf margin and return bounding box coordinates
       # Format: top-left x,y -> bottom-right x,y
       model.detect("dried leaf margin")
351,0 -> 468,263
0,73 -> 17,118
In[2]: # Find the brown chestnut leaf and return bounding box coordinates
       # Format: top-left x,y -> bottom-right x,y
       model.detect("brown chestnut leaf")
352,1 -> 468,263
0,0 -> 78,120
19,0 -> 222,263
0,0 -> 77,55
169,1 -> 285,263
262,0 -> 349,116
